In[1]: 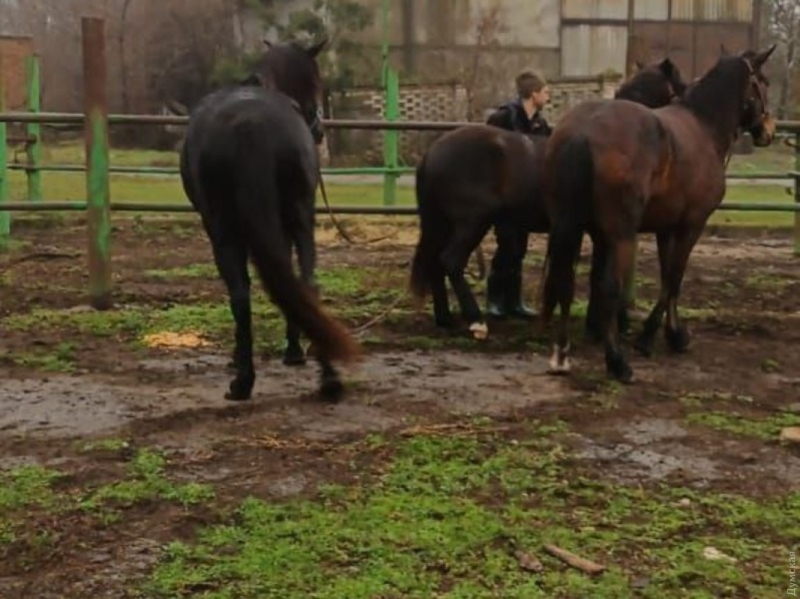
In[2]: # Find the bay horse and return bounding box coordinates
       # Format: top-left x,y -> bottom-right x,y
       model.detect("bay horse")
409,58 -> 686,340
540,46 -> 776,383
179,39 -> 361,401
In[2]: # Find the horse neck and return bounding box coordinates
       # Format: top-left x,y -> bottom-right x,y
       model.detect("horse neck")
680,66 -> 747,159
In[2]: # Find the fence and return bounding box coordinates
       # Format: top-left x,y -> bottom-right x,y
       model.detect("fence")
1,17 -> 799,309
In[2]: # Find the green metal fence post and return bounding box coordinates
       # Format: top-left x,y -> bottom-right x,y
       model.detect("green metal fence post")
382,68 -> 399,206
0,51 -> 9,251
82,17 -> 112,310
793,130 -> 800,256
25,54 -> 42,203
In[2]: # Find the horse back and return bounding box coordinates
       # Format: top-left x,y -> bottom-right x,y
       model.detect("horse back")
183,86 -> 317,211
421,125 -> 544,217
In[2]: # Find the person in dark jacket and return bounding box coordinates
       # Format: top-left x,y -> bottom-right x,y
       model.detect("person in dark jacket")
484,71 -> 552,319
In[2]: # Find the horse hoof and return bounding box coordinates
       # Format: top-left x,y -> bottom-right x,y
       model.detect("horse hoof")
633,334 -> 654,358
547,343 -> 571,375
283,348 -> 307,367
606,358 -> 633,384
319,376 -> 344,402
435,315 -> 457,329
665,327 -> 690,354
469,322 -> 489,340
225,378 -> 253,401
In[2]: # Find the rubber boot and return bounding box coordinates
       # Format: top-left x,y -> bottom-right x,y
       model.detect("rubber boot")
503,268 -> 537,320
485,271 -> 508,319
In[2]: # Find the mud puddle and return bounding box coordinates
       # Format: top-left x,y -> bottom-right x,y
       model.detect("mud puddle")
0,350 -> 570,443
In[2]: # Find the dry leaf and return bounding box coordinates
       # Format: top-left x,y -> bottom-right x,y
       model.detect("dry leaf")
515,550 -> 543,573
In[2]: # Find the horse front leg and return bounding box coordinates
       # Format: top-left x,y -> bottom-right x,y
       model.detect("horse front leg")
662,227 -> 703,354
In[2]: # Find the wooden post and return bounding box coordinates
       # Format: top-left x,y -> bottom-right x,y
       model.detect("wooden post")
82,17 -> 112,310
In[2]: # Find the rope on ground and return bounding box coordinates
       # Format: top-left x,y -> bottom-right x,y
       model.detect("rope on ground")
352,294 -> 407,337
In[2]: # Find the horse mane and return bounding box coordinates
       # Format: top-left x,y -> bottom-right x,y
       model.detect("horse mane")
677,55 -> 750,152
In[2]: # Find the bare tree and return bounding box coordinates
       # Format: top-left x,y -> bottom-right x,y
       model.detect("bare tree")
459,3 -> 506,121
763,0 -> 800,117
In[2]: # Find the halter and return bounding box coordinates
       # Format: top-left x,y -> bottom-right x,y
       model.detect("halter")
742,57 -> 768,121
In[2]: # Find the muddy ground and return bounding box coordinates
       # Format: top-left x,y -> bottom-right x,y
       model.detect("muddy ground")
1,215 -> 799,597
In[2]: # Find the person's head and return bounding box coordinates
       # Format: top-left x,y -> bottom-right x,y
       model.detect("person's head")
516,71 -> 550,114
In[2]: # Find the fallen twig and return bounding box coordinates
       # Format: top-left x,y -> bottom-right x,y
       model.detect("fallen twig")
543,543 -> 606,576
398,422 -> 512,438
0,250 -> 80,274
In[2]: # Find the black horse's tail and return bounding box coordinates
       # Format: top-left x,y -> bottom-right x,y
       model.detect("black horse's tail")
540,134 -> 594,323
232,131 -> 361,364
409,155 -> 443,300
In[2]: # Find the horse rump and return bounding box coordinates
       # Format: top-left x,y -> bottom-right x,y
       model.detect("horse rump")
231,122 -> 361,365
409,155 -> 446,302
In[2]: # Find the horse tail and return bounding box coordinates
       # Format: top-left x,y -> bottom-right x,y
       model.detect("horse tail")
232,131 -> 361,364
540,134 -> 593,323
409,154 -> 441,300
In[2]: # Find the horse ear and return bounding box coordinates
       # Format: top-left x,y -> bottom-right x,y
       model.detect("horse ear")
634,60 -> 645,71
720,43 -> 730,57
307,37 -> 328,58
753,43 -> 777,68
658,57 -> 676,77
262,38 -> 273,50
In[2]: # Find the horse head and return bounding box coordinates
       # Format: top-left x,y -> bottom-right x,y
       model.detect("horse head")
245,37 -> 329,144
616,57 -> 687,108
740,45 -> 777,147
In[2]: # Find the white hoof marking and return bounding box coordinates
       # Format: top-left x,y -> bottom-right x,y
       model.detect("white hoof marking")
469,322 -> 489,340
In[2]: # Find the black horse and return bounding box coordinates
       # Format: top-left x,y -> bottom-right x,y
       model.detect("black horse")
179,39 -> 361,401
410,58 -> 686,340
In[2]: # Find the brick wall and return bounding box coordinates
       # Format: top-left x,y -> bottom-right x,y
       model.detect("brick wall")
0,36 -> 34,111
327,74 -> 622,165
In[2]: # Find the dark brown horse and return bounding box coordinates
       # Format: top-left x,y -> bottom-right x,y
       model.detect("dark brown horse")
180,39 -> 361,401
409,58 -> 686,340
541,46 -> 776,383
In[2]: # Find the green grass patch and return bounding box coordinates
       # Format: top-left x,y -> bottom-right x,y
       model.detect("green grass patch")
679,391 -> 800,439
142,426 -> 798,598
6,142 -> 794,227
1,448 -> 214,549
1,266 -> 407,355
686,410 -> 800,441
2,341 -> 77,372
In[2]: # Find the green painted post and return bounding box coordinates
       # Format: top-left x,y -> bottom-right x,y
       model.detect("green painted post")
379,0 -> 398,206
25,54 -> 42,203
794,131 -> 800,257
82,18 -> 112,310
382,68 -> 399,206
0,50 -> 9,251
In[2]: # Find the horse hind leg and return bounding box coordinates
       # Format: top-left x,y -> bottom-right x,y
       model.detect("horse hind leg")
440,219 -> 492,340
209,233 -> 254,400
293,210 -> 344,401
601,237 -> 636,383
